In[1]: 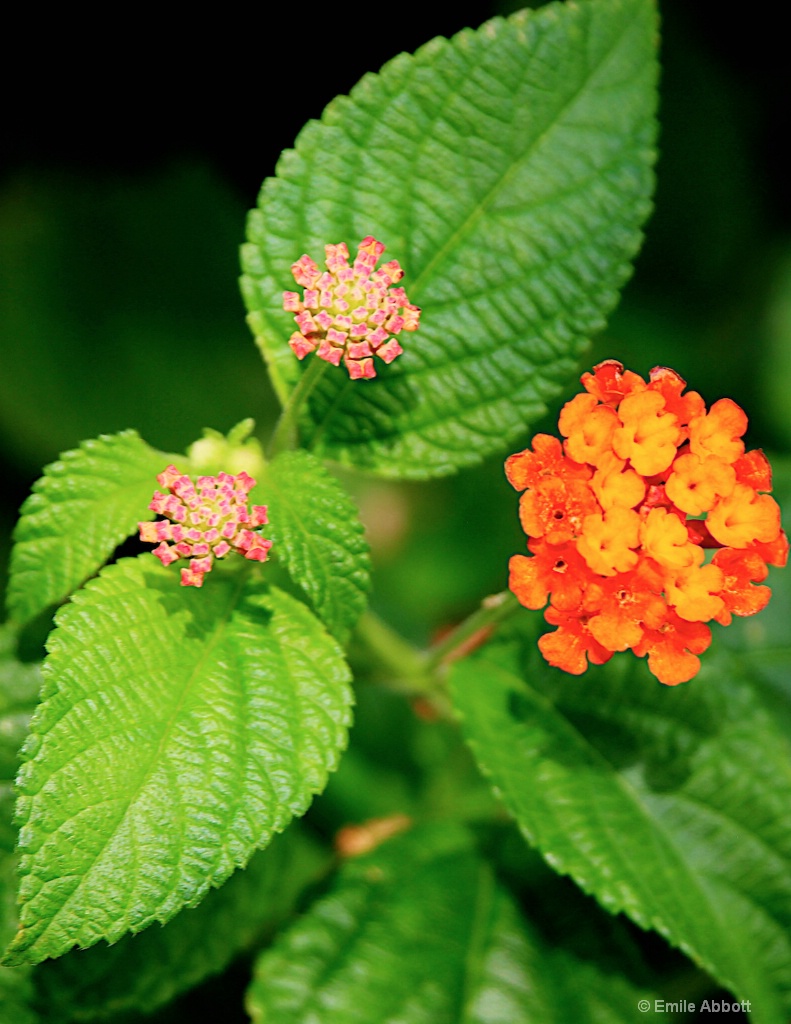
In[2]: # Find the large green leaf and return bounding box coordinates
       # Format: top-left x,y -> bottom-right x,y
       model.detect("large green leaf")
451,632 -> 791,1024
241,0 -> 658,479
246,823 -> 670,1024
0,628 -> 42,1023
33,826 -> 328,1022
0,627 -> 42,934
261,450 -> 370,643
0,629 -> 42,863
7,431 -> 179,626
3,558 -> 352,966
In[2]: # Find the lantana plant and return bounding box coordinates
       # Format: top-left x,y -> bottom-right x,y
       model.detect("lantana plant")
2,2 -> 791,1023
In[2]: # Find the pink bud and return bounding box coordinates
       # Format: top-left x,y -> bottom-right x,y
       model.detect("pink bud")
180,566 -> 205,587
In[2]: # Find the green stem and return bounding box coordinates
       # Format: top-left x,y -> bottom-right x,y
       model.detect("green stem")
269,356 -> 330,456
355,592 -> 520,702
353,611 -> 431,695
423,591 -> 519,674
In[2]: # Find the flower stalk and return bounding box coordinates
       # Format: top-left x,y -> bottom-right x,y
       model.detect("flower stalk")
269,354 -> 330,456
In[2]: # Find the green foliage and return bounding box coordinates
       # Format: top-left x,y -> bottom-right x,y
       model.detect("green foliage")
246,823 -> 671,1024
5,560 -> 352,965
261,450 -> 370,643
0,627 -> 42,934
0,627 -> 42,1023
0,629 -> 42,860
33,827 -> 328,1022
451,633 -> 791,1024
7,431 -> 179,626
241,0 -> 658,479
3,0 -> 788,1020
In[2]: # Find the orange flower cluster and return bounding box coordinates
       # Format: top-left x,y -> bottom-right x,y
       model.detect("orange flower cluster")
506,360 -> 787,685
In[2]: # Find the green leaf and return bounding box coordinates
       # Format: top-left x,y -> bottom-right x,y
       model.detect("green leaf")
0,629 -> 42,859
261,450 -> 370,643
7,431 -> 179,626
241,0 -> 658,479
451,639 -> 791,1024
4,557 -> 352,966
0,628 -> 42,1024
0,626 -> 42,907
246,823 -> 671,1024
33,826 -> 328,1022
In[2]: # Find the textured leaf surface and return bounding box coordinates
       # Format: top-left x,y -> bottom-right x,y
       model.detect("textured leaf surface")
0,629 -> 42,862
241,0 -> 658,478
0,628 -> 42,915
246,823 -> 669,1024
451,635 -> 791,1024
261,450 -> 370,643
34,827 -> 328,1022
0,629 -> 42,1023
7,431 -> 178,625
4,558 -> 352,965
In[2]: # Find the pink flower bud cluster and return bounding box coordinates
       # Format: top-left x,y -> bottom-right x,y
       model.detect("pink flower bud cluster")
283,236 -> 421,379
139,465 -> 272,587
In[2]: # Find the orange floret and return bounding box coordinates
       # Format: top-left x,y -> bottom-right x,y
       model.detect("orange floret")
645,366 -> 705,427
591,452 -> 646,511
505,434 -> 563,491
664,563 -> 725,623
754,530 -> 789,568
733,448 -> 773,491
559,393 -> 618,467
506,361 -> 784,687
519,476 -> 598,545
711,548 -> 771,625
584,567 -> 666,652
689,398 -> 747,464
505,434 -> 590,492
508,540 -> 589,612
665,452 -> 736,516
632,612 -> 712,686
538,607 -> 613,674
640,506 -> 703,570
581,359 -> 646,406
613,391 -> 683,476
707,484 -> 781,548
576,507 -> 641,576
